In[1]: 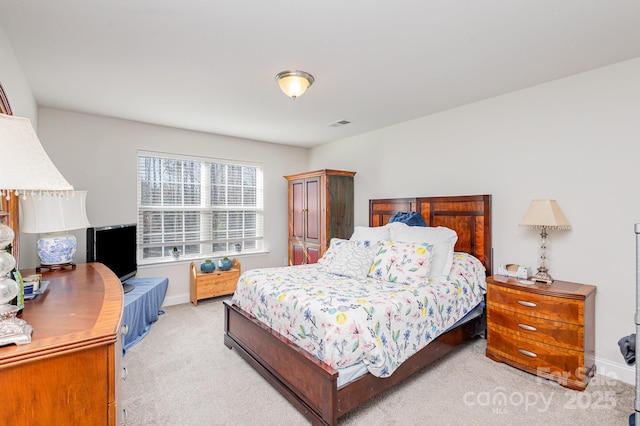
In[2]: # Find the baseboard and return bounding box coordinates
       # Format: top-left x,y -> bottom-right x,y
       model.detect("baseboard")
596,355 -> 635,385
163,293 -> 190,307
163,292 -> 239,307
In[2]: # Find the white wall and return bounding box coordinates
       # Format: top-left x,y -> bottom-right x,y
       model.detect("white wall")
309,58 -> 640,383
35,108 -> 308,305
0,26 -> 37,121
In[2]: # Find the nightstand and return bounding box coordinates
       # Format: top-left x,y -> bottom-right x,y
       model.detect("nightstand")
485,275 -> 596,390
190,259 -> 241,306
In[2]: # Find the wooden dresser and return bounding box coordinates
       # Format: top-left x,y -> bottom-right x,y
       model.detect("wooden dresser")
0,263 -> 124,425
190,259 -> 240,305
284,169 -> 355,265
486,275 -> 596,390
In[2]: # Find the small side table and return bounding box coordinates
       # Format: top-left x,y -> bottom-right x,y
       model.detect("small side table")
190,259 -> 241,306
122,277 -> 169,354
485,275 -> 596,390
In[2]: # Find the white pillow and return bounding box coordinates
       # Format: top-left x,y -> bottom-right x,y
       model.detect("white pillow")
327,240 -> 376,280
368,241 -> 432,285
389,223 -> 458,282
349,225 -> 391,248
317,238 -> 349,266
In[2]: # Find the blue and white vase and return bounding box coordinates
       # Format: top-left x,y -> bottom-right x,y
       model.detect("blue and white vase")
37,232 -> 77,265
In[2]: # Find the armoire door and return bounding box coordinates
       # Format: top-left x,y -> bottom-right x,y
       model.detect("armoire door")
290,179 -> 305,240
303,176 -> 321,244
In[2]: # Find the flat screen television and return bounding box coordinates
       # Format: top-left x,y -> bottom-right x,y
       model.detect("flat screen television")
87,223 -> 137,293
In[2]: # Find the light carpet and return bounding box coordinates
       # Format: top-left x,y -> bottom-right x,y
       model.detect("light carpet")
122,298 -> 634,425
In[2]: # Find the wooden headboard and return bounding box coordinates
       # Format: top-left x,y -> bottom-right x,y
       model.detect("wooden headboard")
369,194 -> 492,275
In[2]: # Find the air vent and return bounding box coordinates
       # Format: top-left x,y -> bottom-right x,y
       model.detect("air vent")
328,120 -> 351,128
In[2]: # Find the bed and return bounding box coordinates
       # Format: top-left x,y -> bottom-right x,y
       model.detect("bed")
224,194 -> 492,425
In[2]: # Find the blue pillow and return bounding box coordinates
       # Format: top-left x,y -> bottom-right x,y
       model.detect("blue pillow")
388,212 -> 427,227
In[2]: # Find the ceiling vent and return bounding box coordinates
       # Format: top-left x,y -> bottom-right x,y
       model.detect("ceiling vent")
328,120 -> 351,128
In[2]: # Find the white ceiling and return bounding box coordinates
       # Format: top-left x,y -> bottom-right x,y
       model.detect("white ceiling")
1,1 -> 639,148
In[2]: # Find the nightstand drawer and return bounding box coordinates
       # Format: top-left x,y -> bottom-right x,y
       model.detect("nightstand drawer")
487,284 -> 583,324
487,328 -> 587,384
487,305 -> 584,351
486,275 -> 596,391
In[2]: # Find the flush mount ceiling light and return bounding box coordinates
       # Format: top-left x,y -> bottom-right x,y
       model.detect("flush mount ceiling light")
275,70 -> 314,99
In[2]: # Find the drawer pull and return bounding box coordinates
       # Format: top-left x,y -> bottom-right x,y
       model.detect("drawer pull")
121,324 -> 129,335
517,300 -> 537,308
121,366 -> 128,381
518,323 -> 537,332
518,349 -> 538,358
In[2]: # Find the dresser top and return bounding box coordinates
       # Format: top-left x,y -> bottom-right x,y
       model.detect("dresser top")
487,275 -> 597,300
0,263 -> 123,365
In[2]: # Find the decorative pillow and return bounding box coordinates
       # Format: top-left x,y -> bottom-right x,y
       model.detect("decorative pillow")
327,240 -> 377,280
349,225 -> 391,248
389,223 -> 458,282
388,211 -> 428,227
368,241 -> 433,285
317,238 -> 349,266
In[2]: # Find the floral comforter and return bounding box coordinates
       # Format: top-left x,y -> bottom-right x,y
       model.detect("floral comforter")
231,252 -> 486,378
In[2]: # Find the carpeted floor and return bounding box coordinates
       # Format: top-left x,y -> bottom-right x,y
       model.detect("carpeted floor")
121,298 -> 634,425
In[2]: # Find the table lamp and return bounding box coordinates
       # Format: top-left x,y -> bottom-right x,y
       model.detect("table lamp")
0,113 -> 74,345
20,191 -> 90,272
519,199 -> 571,284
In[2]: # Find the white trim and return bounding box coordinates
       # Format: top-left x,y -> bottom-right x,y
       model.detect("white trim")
162,292 -> 233,307
596,355 -> 635,385
137,249 -> 269,267
137,149 -> 263,168
162,293 -> 190,307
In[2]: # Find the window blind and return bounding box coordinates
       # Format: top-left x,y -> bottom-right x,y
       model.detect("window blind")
137,151 -> 264,262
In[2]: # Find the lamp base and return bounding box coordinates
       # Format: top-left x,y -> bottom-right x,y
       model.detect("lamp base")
530,268 -> 553,285
0,304 -> 33,346
36,262 -> 76,273
37,232 -> 77,266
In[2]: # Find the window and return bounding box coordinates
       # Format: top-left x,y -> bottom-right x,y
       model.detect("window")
137,151 -> 263,263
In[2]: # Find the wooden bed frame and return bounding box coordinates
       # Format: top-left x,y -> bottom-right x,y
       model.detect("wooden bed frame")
224,194 -> 492,425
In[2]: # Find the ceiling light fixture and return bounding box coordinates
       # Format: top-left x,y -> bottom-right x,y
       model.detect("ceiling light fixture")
276,70 -> 314,99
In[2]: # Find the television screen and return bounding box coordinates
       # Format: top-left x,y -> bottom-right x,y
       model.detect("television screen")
87,223 -> 137,293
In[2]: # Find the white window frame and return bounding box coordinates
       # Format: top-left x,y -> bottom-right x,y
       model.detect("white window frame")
137,150 -> 264,264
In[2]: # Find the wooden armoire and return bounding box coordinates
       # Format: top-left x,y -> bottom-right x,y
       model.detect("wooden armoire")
285,169 -> 355,265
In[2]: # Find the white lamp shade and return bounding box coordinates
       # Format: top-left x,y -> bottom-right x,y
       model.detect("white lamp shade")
519,199 -> 571,230
20,191 -> 90,234
0,113 -> 73,194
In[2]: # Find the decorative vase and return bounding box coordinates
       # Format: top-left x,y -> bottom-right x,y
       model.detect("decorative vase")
200,261 -> 215,273
37,232 -> 77,265
218,258 -> 233,271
